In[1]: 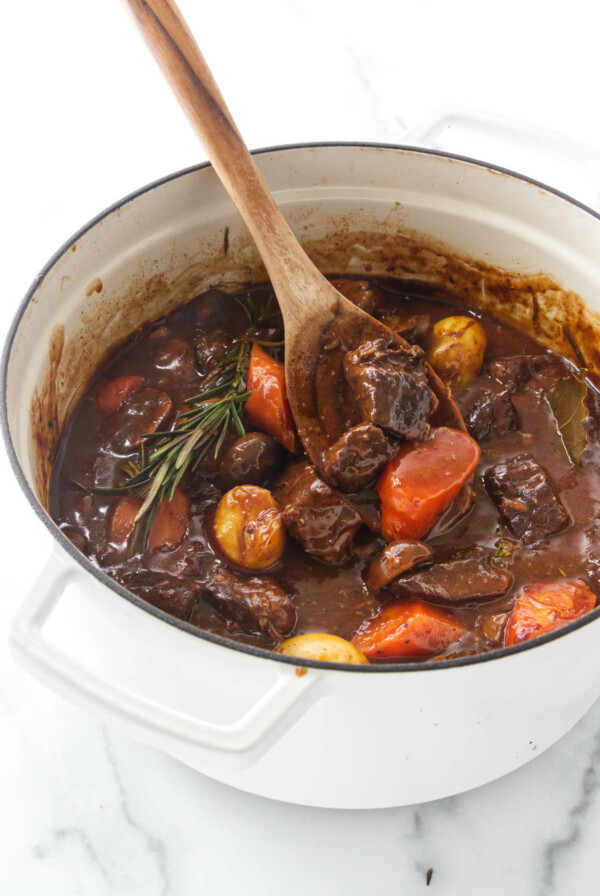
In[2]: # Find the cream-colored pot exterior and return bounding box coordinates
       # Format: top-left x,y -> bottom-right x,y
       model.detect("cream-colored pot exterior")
4,144 -> 600,809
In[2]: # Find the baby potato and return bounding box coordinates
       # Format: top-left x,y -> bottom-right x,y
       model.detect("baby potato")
276,633 -> 369,664
213,485 -> 285,570
426,315 -> 487,389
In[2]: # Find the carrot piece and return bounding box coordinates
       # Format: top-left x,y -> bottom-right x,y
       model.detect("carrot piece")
96,375 -> 143,414
245,343 -> 300,453
109,496 -> 143,548
352,600 -> 466,659
504,579 -> 596,647
375,427 -> 480,541
147,486 -> 191,551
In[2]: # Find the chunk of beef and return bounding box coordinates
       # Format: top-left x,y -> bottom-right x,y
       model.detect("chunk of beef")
462,382 -> 518,441
330,279 -> 381,315
487,356 -> 535,392
246,322 -> 284,348
194,329 -> 231,379
203,566 -> 296,639
192,288 -> 249,336
381,312 -> 431,343
366,540 -> 434,591
349,532 -> 382,560
273,460 -> 362,562
487,354 -> 563,393
152,337 -> 195,373
460,356 -> 570,443
484,453 -> 570,545
324,423 -> 396,492
339,487 -> 381,533
388,547 -> 513,605
344,338 -> 437,440
118,569 -> 201,621
104,387 -> 173,450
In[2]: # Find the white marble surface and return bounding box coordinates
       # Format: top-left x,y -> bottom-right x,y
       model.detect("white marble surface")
2,1 -> 600,892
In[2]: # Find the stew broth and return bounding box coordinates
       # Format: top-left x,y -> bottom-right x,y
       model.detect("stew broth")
49,278 -> 600,661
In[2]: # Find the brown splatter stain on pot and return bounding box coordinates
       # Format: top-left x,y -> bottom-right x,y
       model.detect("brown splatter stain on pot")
28,220 -> 600,508
30,324 -> 64,508
302,228 -> 600,382
85,277 -> 103,297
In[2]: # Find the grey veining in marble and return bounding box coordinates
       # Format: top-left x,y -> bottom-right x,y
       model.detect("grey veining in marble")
6,670 -> 600,895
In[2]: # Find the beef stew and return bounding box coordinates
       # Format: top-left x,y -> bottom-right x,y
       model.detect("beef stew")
49,277 -> 600,663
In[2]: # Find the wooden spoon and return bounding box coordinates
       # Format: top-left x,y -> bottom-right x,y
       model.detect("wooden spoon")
124,0 -> 464,469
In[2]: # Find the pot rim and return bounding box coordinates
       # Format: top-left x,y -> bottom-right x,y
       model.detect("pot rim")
3,140 -> 600,674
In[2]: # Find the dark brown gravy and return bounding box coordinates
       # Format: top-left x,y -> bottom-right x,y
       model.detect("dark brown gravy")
49,278 -> 600,660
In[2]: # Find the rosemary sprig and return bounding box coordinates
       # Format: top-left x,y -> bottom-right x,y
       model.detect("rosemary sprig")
77,292 -> 282,549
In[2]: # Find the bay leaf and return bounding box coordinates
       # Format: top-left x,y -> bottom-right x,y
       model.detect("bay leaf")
546,369 -> 590,465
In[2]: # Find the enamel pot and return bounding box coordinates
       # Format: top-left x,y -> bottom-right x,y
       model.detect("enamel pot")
3,143 -> 600,809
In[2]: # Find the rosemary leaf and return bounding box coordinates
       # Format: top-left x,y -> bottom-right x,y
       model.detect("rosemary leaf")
135,458 -> 171,522
138,490 -> 163,551
233,293 -> 253,321
190,438 -> 214,472
175,426 -> 206,471
246,293 -> 258,319
231,400 -> 245,435
85,290 -> 272,535
213,409 -> 231,458
71,479 -> 131,497
251,339 -> 284,348
147,431 -> 190,462
169,459 -> 191,496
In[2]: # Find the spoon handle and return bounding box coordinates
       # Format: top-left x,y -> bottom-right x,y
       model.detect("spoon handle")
125,0 -> 324,324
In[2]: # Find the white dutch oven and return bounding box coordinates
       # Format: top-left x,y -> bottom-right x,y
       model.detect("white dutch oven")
3,143 -> 600,809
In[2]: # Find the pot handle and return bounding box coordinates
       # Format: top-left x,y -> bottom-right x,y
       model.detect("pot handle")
402,108 -> 600,212
9,551 -> 318,753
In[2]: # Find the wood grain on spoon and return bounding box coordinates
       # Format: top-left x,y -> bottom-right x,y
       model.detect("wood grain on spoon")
124,0 -> 465,469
